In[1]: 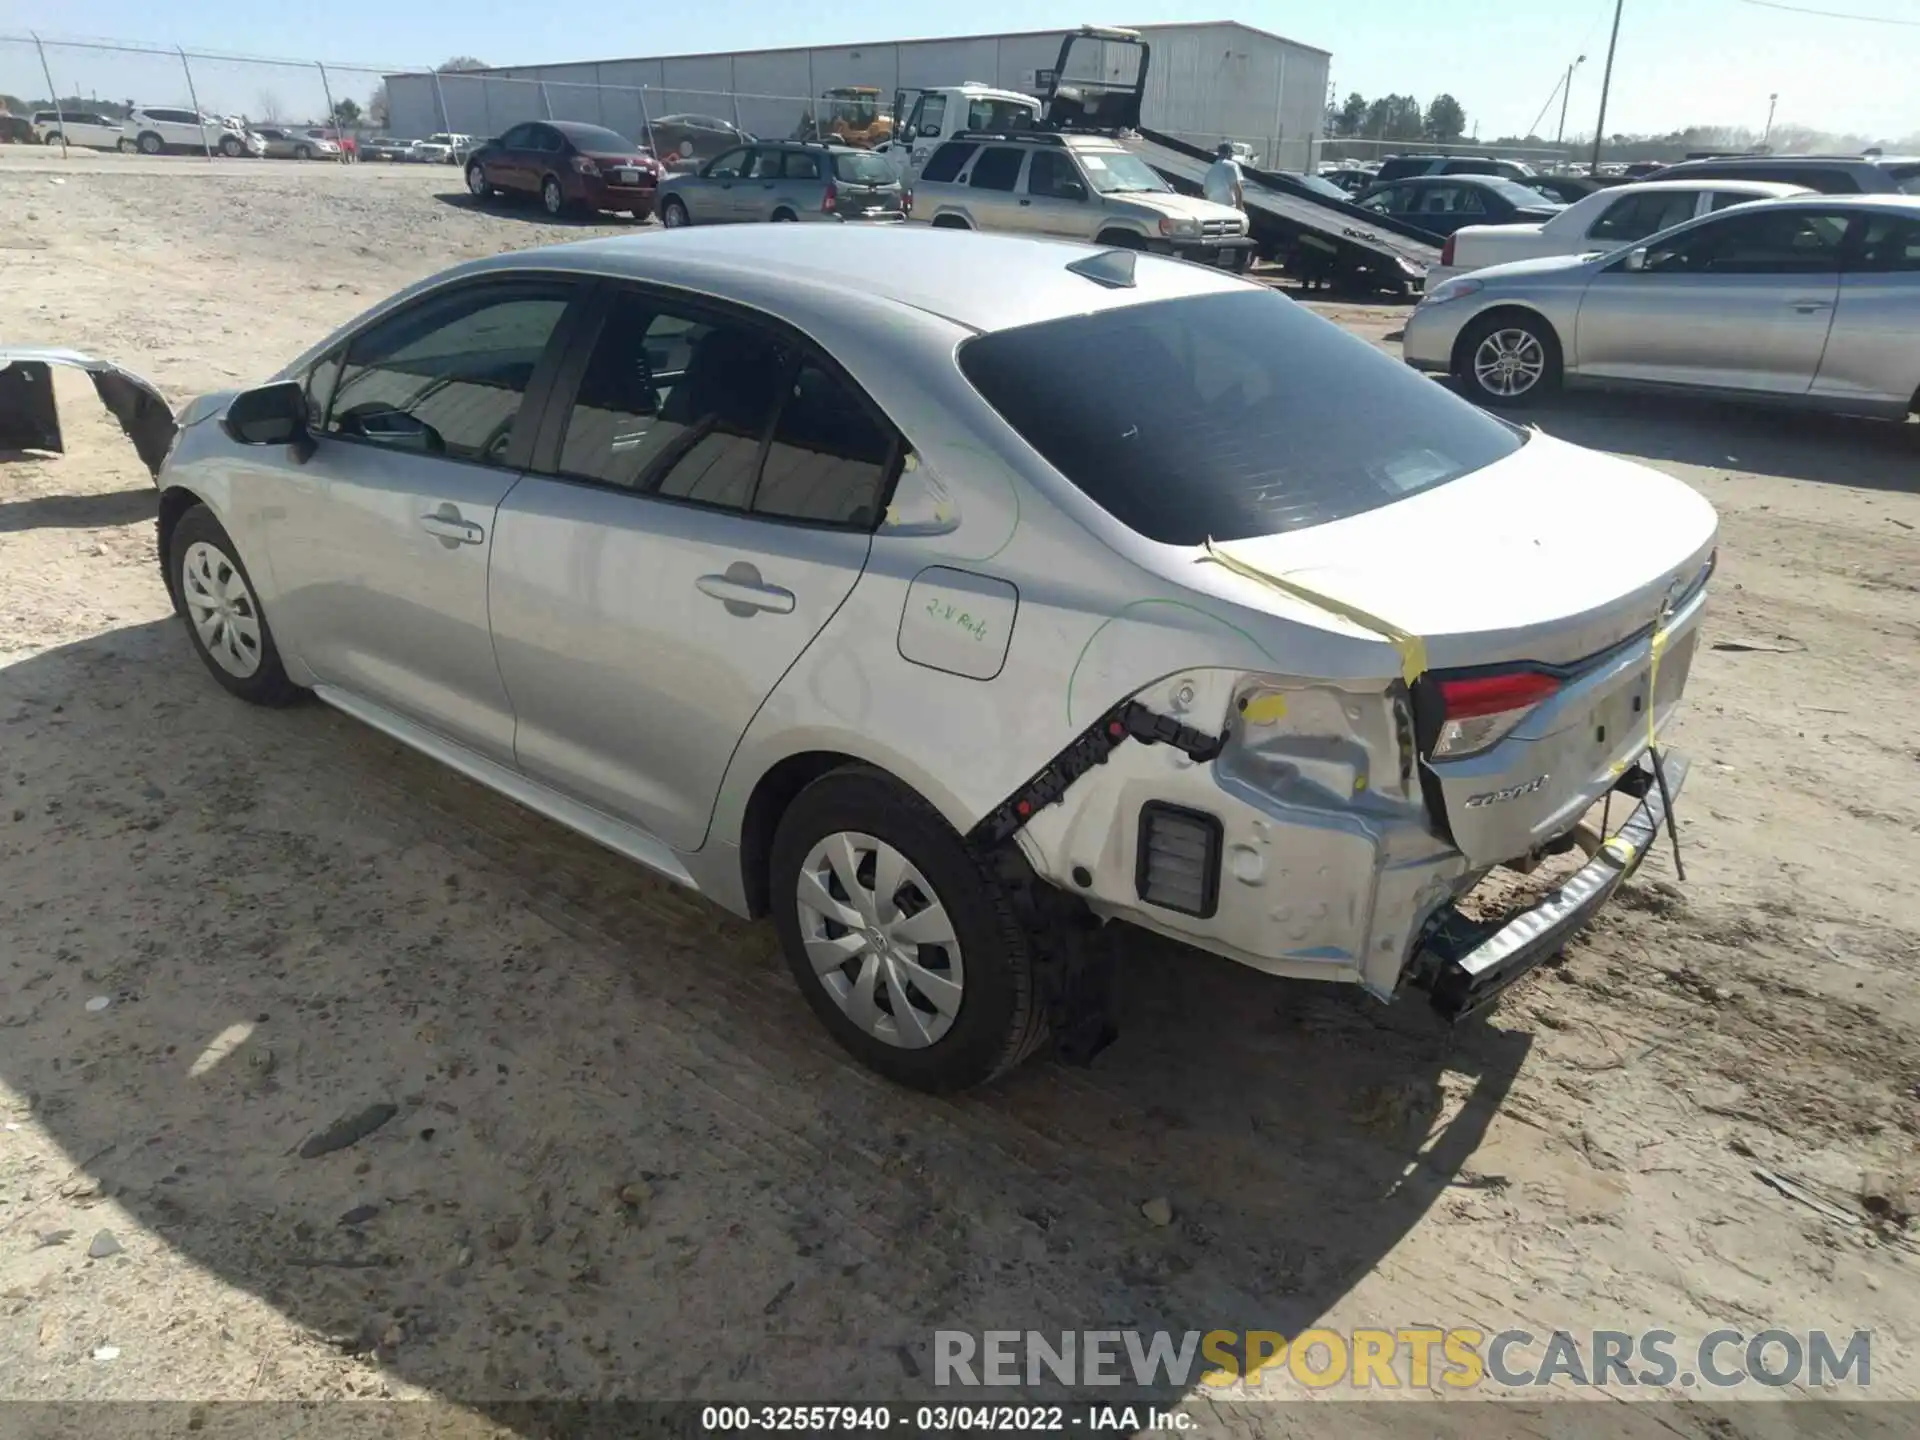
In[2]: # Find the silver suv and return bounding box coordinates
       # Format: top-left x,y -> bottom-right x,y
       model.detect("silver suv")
913,131 -> 1254,269
657,140 -> 906,228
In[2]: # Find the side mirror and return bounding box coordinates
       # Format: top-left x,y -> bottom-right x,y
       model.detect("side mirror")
222,381 -> 307,447
1624,247 -> 1649,272
919,124 -> 941,138
1060,181 -> 1088,201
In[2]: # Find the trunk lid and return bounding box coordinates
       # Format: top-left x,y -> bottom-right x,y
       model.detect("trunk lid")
1213,431 -> 1717,866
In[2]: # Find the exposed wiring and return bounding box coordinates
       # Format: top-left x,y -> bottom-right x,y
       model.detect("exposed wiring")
1731,0 -> 1920,24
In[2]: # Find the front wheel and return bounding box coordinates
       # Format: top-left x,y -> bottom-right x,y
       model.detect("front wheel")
220,135 -> 243,158
541,176 -> 565,216
660,195 -> 690,228
1456,312 -> 1563,407
43,131 -> 62,146
168,505 -> 302,706
769,768 -> 1046,1092
137,131 -> 163,156
466,163 -> 492,198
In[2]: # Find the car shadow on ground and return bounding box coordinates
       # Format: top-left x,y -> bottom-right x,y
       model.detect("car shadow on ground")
1518,390 -> 1918,494
0,618 -> 1529,1421
0,485 -> 155,533
432,192 -> 652,229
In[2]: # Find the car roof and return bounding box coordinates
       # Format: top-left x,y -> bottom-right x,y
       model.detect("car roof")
1606,178 -> 1807,196
458,226 -> 1251,335
1393,173 -> 1524,187
1759,193 -> 1920,212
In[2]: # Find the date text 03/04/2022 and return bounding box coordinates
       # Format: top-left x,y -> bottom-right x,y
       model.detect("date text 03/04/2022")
698,1404 -> 1193,1432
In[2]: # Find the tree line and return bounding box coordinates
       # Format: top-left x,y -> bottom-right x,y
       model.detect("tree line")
1326,92 -> 1469,144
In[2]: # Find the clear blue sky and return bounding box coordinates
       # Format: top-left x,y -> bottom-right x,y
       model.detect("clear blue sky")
7,0 -> 1917,141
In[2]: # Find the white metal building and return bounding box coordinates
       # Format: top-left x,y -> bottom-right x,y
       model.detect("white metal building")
385,21 -> 1331,171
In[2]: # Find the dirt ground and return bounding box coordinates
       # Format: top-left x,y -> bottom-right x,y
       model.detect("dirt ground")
1,151 -> 1917,1432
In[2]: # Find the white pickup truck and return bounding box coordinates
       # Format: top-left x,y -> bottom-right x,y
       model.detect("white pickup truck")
890,82 -> 1043,184
1425,178 -> 1809,289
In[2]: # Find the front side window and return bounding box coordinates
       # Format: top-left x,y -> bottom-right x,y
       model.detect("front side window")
326,280 -> 573,465
958,289 -> 1524,546
1643,208 -> 1850,274
918,94 -> 948,137
1027,150 -> 1084,200
969,146 -> 1024,191
555,290 -> 788,511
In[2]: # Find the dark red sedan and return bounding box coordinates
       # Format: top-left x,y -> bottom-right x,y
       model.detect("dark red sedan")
465,120 -> 661,220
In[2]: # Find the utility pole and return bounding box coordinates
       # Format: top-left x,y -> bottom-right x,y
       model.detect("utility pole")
1590,0 -> 1624,173
1762,92 -> 1778,150
1556,55 -> 1586,147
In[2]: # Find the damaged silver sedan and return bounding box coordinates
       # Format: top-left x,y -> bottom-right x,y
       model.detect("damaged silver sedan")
28,226 -> 1717,1090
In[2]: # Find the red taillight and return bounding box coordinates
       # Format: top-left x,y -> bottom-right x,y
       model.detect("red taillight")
1440,234 -> 1455,267
822,182 -> 838,213
1432,670 -> 1562,759
903,187 -> 913,215
1439,671 -> 1561,720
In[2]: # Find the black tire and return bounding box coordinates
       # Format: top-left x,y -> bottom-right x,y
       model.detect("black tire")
1096,228 -> 1148,249
137,131 -> 163,156
769,767 -> 1046,1092
770,209 -> 797,222
44,131 -> 62,146
1454,310 -> 1563,408
167,505 -> 302,706
929,215 -> 970,230
660,195 -> 691,228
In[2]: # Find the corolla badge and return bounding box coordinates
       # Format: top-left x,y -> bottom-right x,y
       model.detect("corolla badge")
1465,774 -> 1550,808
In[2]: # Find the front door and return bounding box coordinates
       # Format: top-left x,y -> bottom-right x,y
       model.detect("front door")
487,284 -> 894,850
1575,206 -> 1847,393
263,276 -> 580,764
693,146 -> 754,222
491,123 -> 537,192
1017,148 -> 1091,237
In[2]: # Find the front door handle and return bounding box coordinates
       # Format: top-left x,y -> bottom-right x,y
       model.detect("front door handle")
419,511 -> 483,546
1789,299 -> 1834,312
697,562 -> 795,616
1018,198 -> 1031,206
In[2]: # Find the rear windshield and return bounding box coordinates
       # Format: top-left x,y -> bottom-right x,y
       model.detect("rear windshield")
1486,179 -> 1559,208
957,289 -> 1525,545
833,152 -> 895,184
557,123 -> 635,153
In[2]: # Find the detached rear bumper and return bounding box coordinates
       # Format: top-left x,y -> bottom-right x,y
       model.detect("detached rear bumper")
1414,750 -> 1688,1020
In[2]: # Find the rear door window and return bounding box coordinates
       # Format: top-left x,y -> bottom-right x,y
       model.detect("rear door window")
751,149 -> 786,179
920,141 -> 974,183
958,289 -> 1524,545
1851,215 -> 1920,272
752,360 -> 896,527
968,146 -> 1024,191
1589,190 -> 1698,243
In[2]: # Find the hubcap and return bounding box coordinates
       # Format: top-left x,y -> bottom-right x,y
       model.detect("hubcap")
468,167 -> 485,195
795,832 -> 964,1050
544,182 -> 561,213
181,541 -> 263,678
1473,329 -> 1546,397
664,203 -> 684,227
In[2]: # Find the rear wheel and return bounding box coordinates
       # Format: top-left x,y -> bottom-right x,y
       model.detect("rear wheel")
771,208 -> 797,223
769,768 -> 1045,1092
1456,312 -> 1562,407
167,506 -> 301,706
660,195 -> 690,228
294,143 -> 311,161
43,131 -> 62,146
137,131 -> 163,156
929,215 -> 970,230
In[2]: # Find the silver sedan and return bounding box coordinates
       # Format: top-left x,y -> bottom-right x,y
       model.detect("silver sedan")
1403,194 -> 1920,417
136,227 -> 1714,1090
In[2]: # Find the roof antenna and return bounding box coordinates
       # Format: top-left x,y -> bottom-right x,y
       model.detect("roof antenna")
1065,249 -> 1137,289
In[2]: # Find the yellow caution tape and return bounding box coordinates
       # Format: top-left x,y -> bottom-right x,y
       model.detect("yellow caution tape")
1201,539 -> 1429,687
1609,612 -> 1672,777
1239,693 -> 1289,724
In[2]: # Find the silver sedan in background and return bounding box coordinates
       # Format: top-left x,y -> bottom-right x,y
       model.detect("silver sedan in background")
1403,194 -> 1920,417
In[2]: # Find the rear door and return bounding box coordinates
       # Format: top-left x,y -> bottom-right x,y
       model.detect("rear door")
963,144 -> 1027,230
1812,210 -> 1920,410
264,275 -> 584,763
488,283 -> 892,849
1575,206 -> 1847,392
742,146 -> 789,221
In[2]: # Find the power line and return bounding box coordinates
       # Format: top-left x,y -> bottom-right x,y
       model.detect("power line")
1731,0 -> 1920,25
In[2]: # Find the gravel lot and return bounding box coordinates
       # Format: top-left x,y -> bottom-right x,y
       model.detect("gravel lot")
2,151 -> 1917,1432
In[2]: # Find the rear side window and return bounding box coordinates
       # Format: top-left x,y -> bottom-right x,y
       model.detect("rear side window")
968,146 -> 1024,191
958,290 -> 1524,545
786,152 -> 824,180
1854,215 -> 1920,272
1589,191 -> 1697,243
753,360 -> 895,526
920,141 -> 973,184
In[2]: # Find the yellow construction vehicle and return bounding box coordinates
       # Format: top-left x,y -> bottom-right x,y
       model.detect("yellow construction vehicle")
805,86 -> 893,149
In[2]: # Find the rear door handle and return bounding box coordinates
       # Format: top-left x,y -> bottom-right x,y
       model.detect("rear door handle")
419,512 -> 483,545
697,564 -> 795,615
1018,198 -> 1032,206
